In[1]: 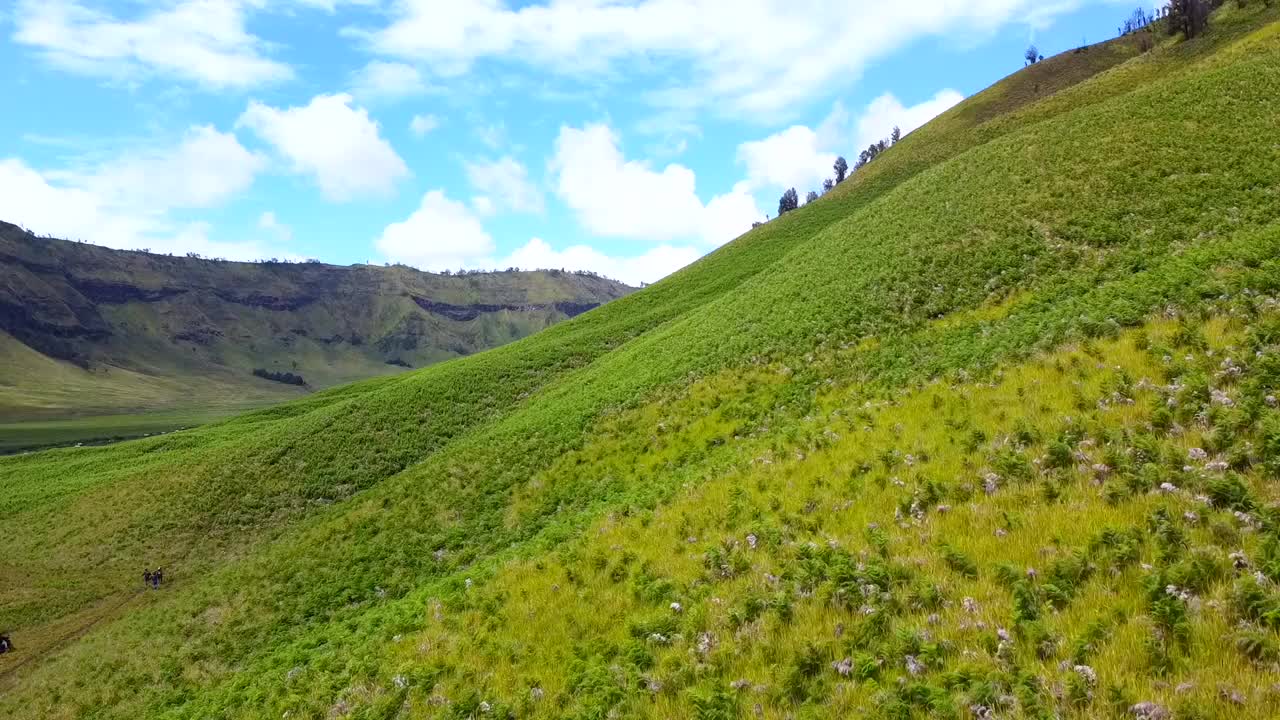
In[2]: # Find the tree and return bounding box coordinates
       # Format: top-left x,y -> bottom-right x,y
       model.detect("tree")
778,188 -> 799,215
1120,6 -> 1152,35
822,178 -> 834,193
833,156 -> 848,184
1024,44 -> 1040,65
805,190 -> 819,204
1167,0 -> 1211,39
890,126 -> 901,145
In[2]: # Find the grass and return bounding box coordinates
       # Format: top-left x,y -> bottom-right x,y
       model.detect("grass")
0,407 -> 261,455
2,3 -> 1280,717
378,315 -> 1280,719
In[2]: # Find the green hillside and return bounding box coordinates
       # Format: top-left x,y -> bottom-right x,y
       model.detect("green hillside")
3,5 -> 1280,718
0,226 -> 631,451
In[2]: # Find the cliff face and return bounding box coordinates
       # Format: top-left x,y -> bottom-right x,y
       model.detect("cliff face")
0,221 -> 633,419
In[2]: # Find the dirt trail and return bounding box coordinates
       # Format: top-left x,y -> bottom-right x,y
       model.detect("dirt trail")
0,589 -> 147,690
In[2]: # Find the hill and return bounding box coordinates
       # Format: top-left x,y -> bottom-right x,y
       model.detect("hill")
2,4 -> 1280,718
0,224 -> 631,450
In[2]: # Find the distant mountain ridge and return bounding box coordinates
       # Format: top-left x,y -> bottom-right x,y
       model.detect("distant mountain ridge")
0,220 -> 632,423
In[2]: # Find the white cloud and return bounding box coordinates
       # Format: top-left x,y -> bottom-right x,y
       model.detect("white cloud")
551,123 -> 761,245
410,113 -> 440,136
374,190 -> 496,270
374,190 -> 704,284
737,89 -> 964,194
464,156 -> 543,215
737,125 -> 835,195
0,125 -> 281,259
13,0 -> 292,89
292,0 -> 379,12
68,125 -> 266,210
350,60 -> 428,101
0,159 -> 279,261
358,0 -> 1093,117
502,238 -> 702,286
237,93 -> 410,201
0,157 -> 147,247
701,181 -> 764,247
852,90 -> 964,153
258,211 -> 293,242
150,222 -> 298,261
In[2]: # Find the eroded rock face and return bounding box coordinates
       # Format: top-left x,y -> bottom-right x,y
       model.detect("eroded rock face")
411,296 -> 603,321
554,301 -> 599,318
71,279 -> 188,304
0,296 -> 109,365
212,290 -> 317,311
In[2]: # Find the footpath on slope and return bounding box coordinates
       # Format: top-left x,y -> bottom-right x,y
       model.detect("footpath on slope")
0,589 -> 146,691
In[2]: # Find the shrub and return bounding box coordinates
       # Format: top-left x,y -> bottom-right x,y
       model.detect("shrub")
778,188 -> 799,215
1206,474 -> 1255,512
833,156 -> 848,183
940,544 -> 979,579
252,368 -> 306,386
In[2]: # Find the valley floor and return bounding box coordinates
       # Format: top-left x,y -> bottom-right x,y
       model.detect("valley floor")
0,406 -> 268,455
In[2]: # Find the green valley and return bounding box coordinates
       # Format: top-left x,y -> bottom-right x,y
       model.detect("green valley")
0,224 -> 631,451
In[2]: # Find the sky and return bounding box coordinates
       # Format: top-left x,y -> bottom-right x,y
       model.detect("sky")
0,0 -> 1157,286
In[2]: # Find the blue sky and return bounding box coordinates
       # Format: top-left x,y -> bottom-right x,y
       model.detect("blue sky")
0,1 -> 1154,285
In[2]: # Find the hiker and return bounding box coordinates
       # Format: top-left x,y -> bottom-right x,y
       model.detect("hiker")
153,567 -> 164,589
0,632 -> 12,654
143,568 -> 153,589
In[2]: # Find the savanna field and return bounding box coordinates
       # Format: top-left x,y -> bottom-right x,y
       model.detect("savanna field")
3,4 -> 1280,718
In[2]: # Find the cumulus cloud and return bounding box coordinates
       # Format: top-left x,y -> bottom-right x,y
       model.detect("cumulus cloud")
149,222 -> 299,261
737,125 -> 836,195
465,156 -> 544,215
374,190 -> 497,270
68,125 -> 266,210
0,158 -> 147,246
852,90 -> 964,152
737,89 -> 964,194
13,0 -> 292,89
237,93 -> 409,201
551,123 -> 761,245
0,123 -> 287,260
350,60 -> 428,101
374,190 -> 705,284
502,238 -> 702,286
357,0 -> 1091,116
0,158 -> 280,261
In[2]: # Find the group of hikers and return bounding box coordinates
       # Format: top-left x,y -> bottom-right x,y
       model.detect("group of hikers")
143,567 -> 165,590
0,569 -> 168,659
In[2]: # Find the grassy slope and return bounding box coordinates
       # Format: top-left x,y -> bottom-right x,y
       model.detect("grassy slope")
3,5 -> 1280,717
